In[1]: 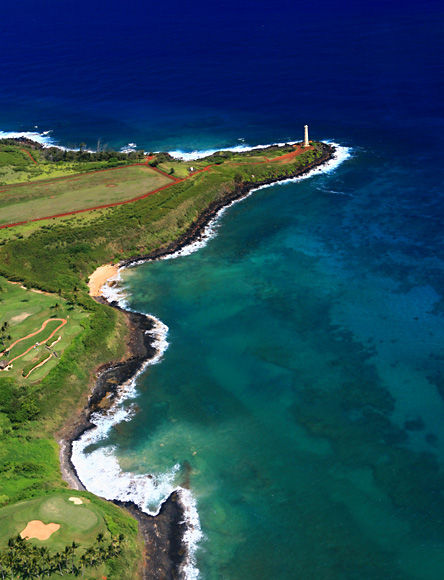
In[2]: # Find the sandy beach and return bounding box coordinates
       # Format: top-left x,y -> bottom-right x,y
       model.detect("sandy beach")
88,264 -> 119,297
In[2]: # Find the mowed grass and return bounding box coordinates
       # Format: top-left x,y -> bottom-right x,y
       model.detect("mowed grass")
0,492 -> 105,549
0,276 -> 88,383
0,492 -> 114,579
0,490 -> 142,579
0,165 -> 173,226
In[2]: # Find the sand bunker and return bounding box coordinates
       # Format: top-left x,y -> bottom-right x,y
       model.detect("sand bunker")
88,264 -> 119,297
20,520 -> 60,541
10,312 -> 32,324
68,497 -> 83,505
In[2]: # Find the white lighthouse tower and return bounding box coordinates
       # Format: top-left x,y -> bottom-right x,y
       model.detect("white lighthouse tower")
303,125 -> 309,147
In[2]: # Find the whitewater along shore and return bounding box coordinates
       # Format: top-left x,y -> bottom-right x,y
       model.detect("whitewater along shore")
59,141 -> 336,579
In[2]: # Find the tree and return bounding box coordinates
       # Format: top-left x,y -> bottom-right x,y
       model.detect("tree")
70,541 -> 79,574
55,551 -> 64,576
79,553 -> 88,576
0,551 -> 7,580
96,533 -> 104,545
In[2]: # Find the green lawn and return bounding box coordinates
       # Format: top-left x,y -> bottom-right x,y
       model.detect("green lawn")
0,276 -> 88,383
0,493 -> 105,550
0,490 -> 141,579
0,165 -> 172,226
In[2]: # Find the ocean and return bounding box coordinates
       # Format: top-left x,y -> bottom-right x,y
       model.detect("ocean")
3,0 -> 444,578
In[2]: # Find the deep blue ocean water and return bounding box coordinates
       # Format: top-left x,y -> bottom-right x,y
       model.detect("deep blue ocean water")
4,1 -> 444,578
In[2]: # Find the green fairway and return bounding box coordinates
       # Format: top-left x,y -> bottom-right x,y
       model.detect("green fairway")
0,493 -> 105,549
0,490 -> 140,579
0,165 -> 172,226
0,276 -> 88,382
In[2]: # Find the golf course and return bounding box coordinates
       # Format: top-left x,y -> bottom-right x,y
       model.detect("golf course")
0,490 -> 140,578
0,276 -> 88,382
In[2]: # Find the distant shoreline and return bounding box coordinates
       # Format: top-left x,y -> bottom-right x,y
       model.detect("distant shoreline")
60,141 -> 336,579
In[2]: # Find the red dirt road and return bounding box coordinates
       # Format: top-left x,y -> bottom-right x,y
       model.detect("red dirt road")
2,318 -> 67,364
0,145 -> 310,230
21,149 -> 38,164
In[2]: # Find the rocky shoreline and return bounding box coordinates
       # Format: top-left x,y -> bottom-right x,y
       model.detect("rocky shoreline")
60,142 -> 336,579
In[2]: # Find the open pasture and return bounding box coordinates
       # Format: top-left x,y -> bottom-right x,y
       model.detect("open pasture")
0,164 -> 173,226
0,276 -> 87,382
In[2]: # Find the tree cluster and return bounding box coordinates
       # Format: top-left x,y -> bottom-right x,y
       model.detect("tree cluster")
0,532 -> 125,579
0,379 -> 39,426
40,148 -> 144,164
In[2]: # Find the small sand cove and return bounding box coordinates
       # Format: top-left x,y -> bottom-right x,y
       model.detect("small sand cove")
88,264 -> 119,297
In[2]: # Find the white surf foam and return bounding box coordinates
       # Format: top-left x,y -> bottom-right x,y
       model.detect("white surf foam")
0,129 -> 55,146
120,142 -> 138,153
0,128 -> 107,153
168,140 -> 300,161
100,267 -> 129,308
71,305 -> 203,578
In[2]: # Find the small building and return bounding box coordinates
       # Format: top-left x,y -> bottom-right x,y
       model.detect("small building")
0,360 -> 9,370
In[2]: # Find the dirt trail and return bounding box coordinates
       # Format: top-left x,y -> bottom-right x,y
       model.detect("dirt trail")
21,149 -> 38,164
0,145 -> 310,230
3,318 -> 67,364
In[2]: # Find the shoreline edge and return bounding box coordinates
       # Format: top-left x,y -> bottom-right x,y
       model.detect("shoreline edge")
60,141 -> 337,579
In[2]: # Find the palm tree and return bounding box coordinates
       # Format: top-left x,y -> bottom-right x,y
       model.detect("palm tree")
79,554 -> 88,577
97,546 -> 107,564
38,546 -> 51,578
105,544 -> 116,561
4,550 -> 16,580
84,546 -> 96,568
29,554 -> 41,579
70,542 -> 79,575
0,551 -> 7,580
95,533 -> 104,545
0,551 -> 8,580
55,552 -> 64,576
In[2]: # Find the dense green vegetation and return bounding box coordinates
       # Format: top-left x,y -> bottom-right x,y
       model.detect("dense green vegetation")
0,138 -> 329,577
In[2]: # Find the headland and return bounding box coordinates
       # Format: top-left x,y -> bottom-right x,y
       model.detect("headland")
0,136 -> 336,579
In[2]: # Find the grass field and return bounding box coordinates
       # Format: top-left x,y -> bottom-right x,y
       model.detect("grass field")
0,490 -> 141,579
0,492 -> 105,550
0,165 -> 173,226
0,276 -> 88,382
0,142 -> 144,186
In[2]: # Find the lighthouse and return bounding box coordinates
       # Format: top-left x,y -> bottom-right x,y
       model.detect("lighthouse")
303,125 -> 309,147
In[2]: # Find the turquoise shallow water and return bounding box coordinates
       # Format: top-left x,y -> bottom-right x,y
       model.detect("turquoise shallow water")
79,138 -> 444,580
